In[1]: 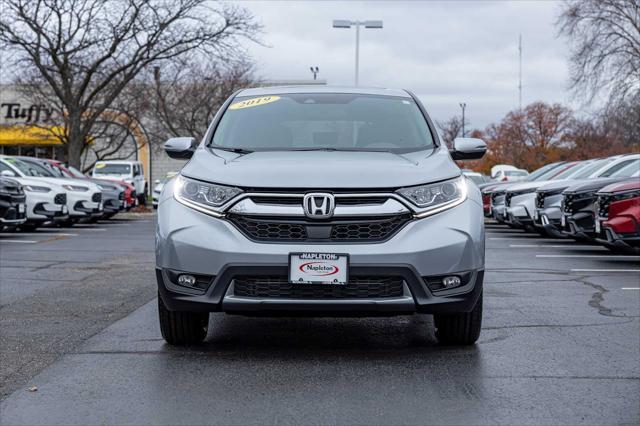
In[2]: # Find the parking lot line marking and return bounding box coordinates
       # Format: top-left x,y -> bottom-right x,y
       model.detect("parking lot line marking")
0,239 -> 38,243
571,269 -> 640,273
538,254 -> 640,259
622,287 -> 640,290
74,228 -> 107,232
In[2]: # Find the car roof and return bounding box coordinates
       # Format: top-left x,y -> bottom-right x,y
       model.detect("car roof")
236,85 -> 412,98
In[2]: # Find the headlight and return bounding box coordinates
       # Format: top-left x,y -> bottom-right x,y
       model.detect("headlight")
174,175 -> 242,215
24,184 -> 51,193
397,176 -> 467,217
62,184 -> 89,192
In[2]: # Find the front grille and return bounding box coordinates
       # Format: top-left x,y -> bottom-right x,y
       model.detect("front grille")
54,193 -> 66,205
563,192 -> 595,214
233,276 -> 404,299
118,191 -> 125,200
249,196 -> 388,206
92,192 -> 102,202
230,215 -> 307,240
330,216 -> 408,241
227,214 -> 411,242
536,193 -> 545,209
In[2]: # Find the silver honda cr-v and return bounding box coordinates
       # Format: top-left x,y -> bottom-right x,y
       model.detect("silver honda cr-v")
156,86 -> 487,345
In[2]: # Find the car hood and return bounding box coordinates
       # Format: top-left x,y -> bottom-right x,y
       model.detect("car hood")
28,177 -> 100,192
12,176 -> 66,191
181,146 -> 460,189
598,179 -> 640,194
537,178 -> 592,193
565,177 -> 630,193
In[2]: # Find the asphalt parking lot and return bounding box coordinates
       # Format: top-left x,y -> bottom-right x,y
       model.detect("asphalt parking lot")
0,218 -> 639,425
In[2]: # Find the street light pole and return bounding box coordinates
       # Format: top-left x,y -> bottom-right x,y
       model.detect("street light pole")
332,19 -> 383,86
459,103 -> 467,137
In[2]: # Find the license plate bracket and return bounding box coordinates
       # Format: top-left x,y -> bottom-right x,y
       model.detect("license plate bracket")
289,253 -> 349,285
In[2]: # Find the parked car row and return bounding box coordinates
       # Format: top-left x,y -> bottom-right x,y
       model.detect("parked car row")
0,155 -> 139,231
480,154 -> 640,253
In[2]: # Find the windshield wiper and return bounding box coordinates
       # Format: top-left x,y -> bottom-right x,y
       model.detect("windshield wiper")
290,147 -> 392,152
211,147 -> 253,154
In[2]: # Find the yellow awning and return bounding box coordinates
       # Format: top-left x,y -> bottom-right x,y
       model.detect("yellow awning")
0,125 -> 66,146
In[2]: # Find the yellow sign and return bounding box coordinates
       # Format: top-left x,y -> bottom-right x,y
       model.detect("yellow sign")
228,96 -> 280,110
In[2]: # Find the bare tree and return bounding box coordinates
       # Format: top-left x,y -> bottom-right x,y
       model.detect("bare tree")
147,55 -> 258,143
0,0 -> 260,167
436,116 -> 463,148
557,0 -> 640,104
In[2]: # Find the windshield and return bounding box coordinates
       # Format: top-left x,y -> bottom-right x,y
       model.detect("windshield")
66,165 -> 85,177
610,159 -> 640,177
553,162 -> 588,179
211,93 -> 435,152
3,157 -> 54,177
94,163 -> 131,175
572,158 -> 614,179
526,163 -> 562,181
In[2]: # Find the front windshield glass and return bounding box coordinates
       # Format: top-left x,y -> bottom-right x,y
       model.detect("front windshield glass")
572,158 -> 613,179
4,158 -> 54,177
610,159 -> 640,177
211,93 -> 435,152
67,165 -> 85,177
554,162 -> 588,179
94,164 -> 131,175
526,163 -> 562,181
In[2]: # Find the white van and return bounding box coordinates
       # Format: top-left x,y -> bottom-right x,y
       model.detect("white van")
92,160 -> 147,204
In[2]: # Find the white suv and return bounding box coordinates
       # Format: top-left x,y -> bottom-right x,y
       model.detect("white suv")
0,156 -> 102,226
91,160 -> 147,204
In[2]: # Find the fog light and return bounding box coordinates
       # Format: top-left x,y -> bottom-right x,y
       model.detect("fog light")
178,274 -> 196,287
442,276 -> 461,288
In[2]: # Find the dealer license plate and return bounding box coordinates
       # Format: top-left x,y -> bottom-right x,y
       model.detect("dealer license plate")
18,203 -> 25,213
561,215 -> 566,227
289,253 -> 348,285
595,220 -> 601,234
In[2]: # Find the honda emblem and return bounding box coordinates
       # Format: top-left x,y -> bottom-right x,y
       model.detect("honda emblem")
303,193 -> 335,219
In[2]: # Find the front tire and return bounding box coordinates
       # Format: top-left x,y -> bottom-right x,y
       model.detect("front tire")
434,292 -> 483,345
19,222 -> 39,232
158,294 -> 209,345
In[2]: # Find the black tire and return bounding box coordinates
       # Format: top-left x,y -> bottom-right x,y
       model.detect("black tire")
58,219 -> 75,228
434,292 -> 483,345
158,294 -> 209,345
18,222 -> 39,232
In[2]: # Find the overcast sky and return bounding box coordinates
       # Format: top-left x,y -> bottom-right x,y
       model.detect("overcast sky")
237,0 -> 577,130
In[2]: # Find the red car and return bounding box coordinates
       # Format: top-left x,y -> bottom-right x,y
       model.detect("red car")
595,179 -> 640,253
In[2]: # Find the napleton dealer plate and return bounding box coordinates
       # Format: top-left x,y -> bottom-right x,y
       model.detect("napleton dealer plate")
289,253 -> 348,285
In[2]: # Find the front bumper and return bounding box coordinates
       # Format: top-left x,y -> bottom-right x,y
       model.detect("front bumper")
0,194 -> 27,225
156,197 -> 485,315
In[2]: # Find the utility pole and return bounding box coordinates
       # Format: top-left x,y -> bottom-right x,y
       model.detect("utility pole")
459,103 -> 467,137
332,20 -> 383,86
310,66 -> 319,80
518,34 -> 523,110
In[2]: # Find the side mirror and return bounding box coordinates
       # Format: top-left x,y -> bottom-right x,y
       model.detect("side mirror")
165,137 -> 197,160
1,170 -> 16,177
450,138 -> 487,160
